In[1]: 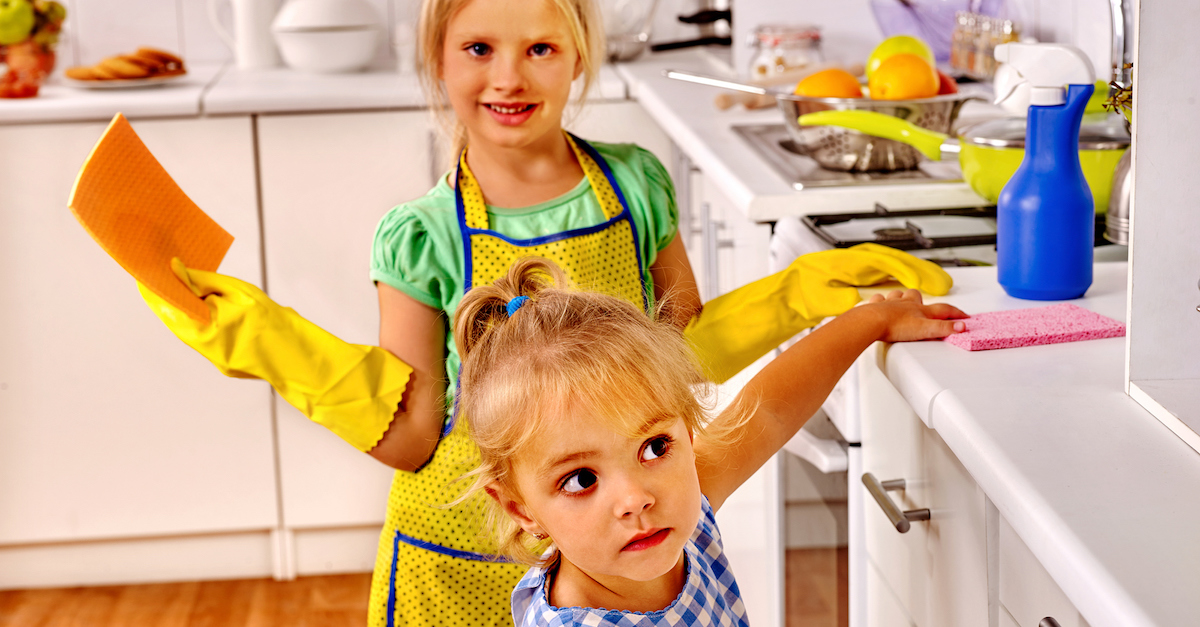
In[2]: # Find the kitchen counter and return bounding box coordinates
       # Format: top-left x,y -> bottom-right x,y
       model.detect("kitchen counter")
888,262 -> 1200,627
0,62 -> 225,124
615,48 -> 996,221
0,61 -> 628,124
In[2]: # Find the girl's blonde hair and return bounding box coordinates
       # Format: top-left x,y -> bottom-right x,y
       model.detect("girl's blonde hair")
417,0 -> 606,156
453,258 -> 723,566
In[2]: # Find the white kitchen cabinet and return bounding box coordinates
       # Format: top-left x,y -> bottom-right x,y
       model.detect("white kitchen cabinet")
859,344 -> 989,627
255,109 -> 435,575
0,116 -> 277,587
999,515 -> 1091,627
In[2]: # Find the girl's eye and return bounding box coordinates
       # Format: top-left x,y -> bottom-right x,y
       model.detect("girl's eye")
529,43 -> 553,57
467,43 -> 491,57
561,469 -> 597,494
641,436 -> 672,462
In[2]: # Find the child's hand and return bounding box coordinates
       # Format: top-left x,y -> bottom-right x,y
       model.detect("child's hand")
860,289 -> 968,343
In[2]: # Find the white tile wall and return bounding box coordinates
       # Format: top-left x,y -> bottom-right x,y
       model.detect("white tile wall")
62,0 -> 414,67
732,0 -> 1127,84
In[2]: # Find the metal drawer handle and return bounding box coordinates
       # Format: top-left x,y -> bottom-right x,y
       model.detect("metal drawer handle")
1039,619 -> 1062,627
862,473 -> 931,533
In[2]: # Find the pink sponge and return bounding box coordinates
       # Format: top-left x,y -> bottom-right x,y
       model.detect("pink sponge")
944,303 -> 1125,351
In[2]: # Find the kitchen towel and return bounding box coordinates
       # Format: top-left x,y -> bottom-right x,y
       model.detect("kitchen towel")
68,113 -> 233,324
944,303 -> 1125,351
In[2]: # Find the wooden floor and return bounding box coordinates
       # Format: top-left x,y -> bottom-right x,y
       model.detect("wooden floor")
0,548 -> 847,626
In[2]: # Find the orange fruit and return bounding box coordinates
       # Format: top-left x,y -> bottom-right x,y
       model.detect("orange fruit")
865,35 -> 935,79
868,53 -> 939,100
794,68 -> 864,98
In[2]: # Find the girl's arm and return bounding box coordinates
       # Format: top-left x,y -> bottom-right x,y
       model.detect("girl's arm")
649,233 -> 702,331
695,290 -> 966,511
367,283 -> 450,471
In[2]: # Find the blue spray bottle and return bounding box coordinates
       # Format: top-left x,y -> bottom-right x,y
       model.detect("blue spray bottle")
993,43 -> 1097,300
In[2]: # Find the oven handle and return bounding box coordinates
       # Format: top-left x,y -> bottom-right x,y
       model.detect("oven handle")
862,473 -> 931,533
783,429 -> 848,473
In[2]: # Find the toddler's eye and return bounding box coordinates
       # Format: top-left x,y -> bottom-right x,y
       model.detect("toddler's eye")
529,43 -> 553,57
562,469 -> 597,494
641,436 -> 671,461
468,43 -> 491,57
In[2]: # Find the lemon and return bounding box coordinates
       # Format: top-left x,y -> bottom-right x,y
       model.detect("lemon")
866,35 -> 935,80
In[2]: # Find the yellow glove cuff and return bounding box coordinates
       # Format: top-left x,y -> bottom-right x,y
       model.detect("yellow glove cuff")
683,244 -> 952,384
138,262 -> 412,453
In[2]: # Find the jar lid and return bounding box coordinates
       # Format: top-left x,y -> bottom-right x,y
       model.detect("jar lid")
752,24 -> 821,44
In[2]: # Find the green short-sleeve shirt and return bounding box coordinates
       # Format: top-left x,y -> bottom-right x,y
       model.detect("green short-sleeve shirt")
370,141 -> 679,401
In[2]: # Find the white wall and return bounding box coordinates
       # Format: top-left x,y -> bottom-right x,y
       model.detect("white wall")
57,0 -> 707,72
732,0 -> 1123,83
58,0 -> 415,69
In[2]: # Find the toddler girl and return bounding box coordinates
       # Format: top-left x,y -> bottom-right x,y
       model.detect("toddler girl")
453,257 -> 966,626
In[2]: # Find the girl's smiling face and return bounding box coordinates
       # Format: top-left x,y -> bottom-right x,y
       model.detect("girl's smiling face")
498,408 -> 703,585
440,0 -> 581,152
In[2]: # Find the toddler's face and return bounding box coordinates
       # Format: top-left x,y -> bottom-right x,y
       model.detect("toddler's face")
505,408 -> 703,583
441,0 -> 581,153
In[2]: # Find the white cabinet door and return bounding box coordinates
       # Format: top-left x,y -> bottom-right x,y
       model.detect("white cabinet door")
565,100 -> 674,169
692,174 -> 773,301
256,110 -> 437,535
860,345 -> 989,627
999,515 -> 1092,627
0,117 -> 276,545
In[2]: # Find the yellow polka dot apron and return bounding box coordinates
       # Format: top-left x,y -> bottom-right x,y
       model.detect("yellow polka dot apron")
369,133 -> 648,627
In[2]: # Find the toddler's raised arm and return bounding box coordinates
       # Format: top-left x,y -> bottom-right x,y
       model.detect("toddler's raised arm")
695,289 -> 966,510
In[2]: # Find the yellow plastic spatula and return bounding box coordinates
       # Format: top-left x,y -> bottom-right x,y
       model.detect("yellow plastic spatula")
68,113 -> 233,324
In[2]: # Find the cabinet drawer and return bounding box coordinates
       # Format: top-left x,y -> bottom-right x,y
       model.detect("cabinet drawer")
999,515 -> 1091,627
860,345 -> 989,627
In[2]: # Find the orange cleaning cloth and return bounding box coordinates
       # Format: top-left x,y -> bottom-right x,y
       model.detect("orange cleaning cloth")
68,113 -> 233,323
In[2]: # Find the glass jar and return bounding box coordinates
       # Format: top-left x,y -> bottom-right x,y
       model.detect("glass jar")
748,24 -> 822,79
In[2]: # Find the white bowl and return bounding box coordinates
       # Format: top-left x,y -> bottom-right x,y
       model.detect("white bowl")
273,0 -> 379,30
273,27 -> 379,73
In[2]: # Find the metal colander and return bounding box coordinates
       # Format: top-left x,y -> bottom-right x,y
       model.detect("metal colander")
778,92 -> 979,172
663,70 -> 980,173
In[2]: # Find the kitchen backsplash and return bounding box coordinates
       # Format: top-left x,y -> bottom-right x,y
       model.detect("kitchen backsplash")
54,0 -> 1121,84
734,0 -> 1121,83
56,0 -> 703,72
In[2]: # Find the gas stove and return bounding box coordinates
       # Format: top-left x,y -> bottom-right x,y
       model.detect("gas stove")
733,123 -> 967,190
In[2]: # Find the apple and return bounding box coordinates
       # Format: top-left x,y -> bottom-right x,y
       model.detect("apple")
866,35 -> 935,79
936,69 -> 959,95
0,0 -> 35,46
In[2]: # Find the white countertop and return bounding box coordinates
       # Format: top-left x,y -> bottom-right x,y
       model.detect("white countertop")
615,48 -> 997,221
0,62 -> 225,124
887,262 -> 1200,627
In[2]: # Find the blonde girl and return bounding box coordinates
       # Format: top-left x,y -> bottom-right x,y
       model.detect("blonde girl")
138,0 -> 953,623
453,258 -> 966,626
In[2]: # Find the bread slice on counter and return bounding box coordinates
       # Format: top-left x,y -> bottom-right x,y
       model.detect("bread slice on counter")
65,48 -> 186,81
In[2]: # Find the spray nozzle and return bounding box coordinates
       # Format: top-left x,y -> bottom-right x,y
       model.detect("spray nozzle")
993,43 -> 1095,107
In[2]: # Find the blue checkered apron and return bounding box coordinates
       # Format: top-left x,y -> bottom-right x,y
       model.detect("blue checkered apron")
510,497 -> 750,627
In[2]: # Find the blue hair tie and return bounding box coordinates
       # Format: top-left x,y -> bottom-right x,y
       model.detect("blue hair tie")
506,295 -> 531,317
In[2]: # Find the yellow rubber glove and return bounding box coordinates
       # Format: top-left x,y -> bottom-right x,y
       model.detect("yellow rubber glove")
138,258 -> 412,452
684,243 -> 952,384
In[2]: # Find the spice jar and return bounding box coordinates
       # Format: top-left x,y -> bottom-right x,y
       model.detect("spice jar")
748,24 -> 822,79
